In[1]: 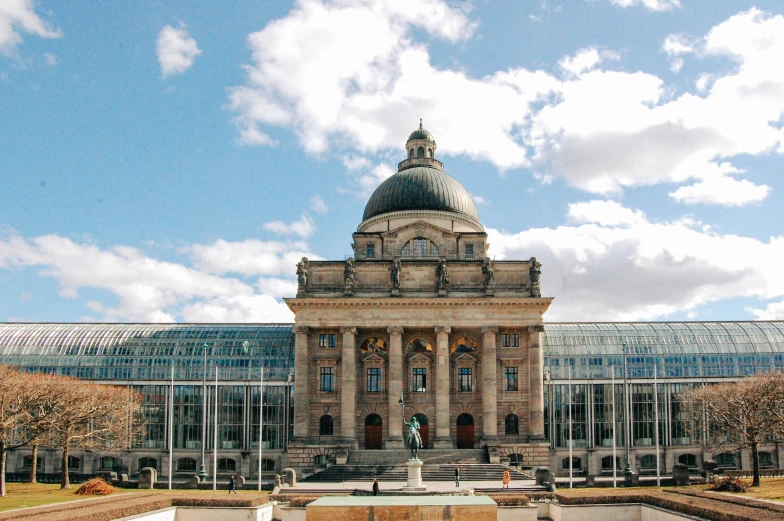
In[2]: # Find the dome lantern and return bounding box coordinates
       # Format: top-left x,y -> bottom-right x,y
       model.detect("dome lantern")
404,119 -> 438,166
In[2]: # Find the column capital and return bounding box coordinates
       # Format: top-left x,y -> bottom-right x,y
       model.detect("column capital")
481,326 -> 499,334
434,326 -> 451,334
340,326 -> 357,334
528,325 -> 545,333
387,326 -> 404,335
294,326 -> 309,334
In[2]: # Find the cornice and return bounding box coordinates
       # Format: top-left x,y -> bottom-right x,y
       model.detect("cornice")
285,297 -> 552,312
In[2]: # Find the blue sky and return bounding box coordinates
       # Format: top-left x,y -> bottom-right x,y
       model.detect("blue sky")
1,0 -> 783,323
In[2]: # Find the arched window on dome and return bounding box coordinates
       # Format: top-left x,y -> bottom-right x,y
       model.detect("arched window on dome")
417,146 -> 424,158
409,148 -> 414,158
401,238 -> 439,258
427,148 -> 433,158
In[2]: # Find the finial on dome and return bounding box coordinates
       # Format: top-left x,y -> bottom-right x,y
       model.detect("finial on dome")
419,118 -> 423,129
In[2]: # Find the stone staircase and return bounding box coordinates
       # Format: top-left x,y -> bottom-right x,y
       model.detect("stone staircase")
302,463 -> 532,483
347,449 -> 487,466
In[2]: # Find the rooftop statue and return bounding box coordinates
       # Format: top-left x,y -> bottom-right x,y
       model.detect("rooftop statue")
296,257 -> 309,287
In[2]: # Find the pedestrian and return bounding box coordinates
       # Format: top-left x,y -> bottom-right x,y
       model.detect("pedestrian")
228,474 -> 237,494
454,465 -> 460,487
503,468 -> 511,489
372,477 -> 379,496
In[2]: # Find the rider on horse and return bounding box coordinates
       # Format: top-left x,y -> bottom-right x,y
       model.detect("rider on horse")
403,416 -> 422,459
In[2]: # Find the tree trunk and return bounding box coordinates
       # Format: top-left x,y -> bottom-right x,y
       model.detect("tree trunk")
0,442 -> 6,498
60,445 -> 70,490
28,444 -> 38,483
751,442 -> 760,487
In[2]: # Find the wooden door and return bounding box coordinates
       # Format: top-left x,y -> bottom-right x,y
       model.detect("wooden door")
456,413 -> 474,449
365,425 -> 382,449
419,425 -> 429,449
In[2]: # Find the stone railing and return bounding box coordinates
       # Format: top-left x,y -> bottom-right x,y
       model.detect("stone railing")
724,468 -> 784,478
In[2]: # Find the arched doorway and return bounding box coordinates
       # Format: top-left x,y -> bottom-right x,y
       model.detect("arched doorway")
414,413 -> 428,449
456,413 -> 474,449
365,414 -> 383,450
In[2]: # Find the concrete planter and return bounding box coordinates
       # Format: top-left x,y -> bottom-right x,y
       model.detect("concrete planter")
497,505 -> 537,521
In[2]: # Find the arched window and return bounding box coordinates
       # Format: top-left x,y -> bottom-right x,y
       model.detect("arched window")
67,456 -> 81,470
319,415 -> 334,436
138,457 -> 157,470
100,457 -> 120,471
508,454 -> 523,464
505,414 -> 519,434
218,458 -> 236,472
640,455 -> 657,469
417,146 -> 424,158
451,337 -> 478,353
602,456 -> 621,470
715,452 -> 736,467
407,338 -> 433,352
427,148 -> 433,158
22,455 -> 42,469
678,454 -> 697,468
562,457 -> 582,470
401,238 -> 439,258
177,457 -> 197,472
360,337 -> 386,353
409,148 -> 414,158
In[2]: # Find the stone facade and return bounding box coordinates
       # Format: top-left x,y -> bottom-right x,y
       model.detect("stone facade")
284,124 -> 551,470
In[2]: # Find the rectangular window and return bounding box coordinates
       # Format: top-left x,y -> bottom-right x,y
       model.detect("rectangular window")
504,367 -> 519,391
412,368 -> 426,392
320,367 -> 334,392
458,368 -> 472,392
512,334 -> 519,347
367,244 -> 375,258
465,244 -> 474,258
367,368 -> 381,392
319,334 -> 337,348
502,334 -> 511,347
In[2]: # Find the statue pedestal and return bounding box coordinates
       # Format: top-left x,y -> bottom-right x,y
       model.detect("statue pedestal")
402,458 -> 426,492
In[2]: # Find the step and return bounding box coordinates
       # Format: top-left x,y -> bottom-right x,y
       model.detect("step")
302,463 -> 532,483
347,449 -> 487,466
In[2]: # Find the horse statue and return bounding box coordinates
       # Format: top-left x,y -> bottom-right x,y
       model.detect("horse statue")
403,416 -> 423,459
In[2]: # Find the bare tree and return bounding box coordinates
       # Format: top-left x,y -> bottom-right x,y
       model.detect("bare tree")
50,379 -> 143,489
0,367 -> 58,497
680,372 -> 784,487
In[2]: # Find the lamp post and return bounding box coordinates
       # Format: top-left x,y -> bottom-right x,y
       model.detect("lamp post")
398,393 -> 405,451
198,343 -> 208,481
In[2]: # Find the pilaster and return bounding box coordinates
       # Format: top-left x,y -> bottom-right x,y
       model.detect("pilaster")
528,325 -> 546,441
386,326 -> 405,448
434,325 -> 453,448
292,326 -> 309,441
340,326 -> 357,447
481,326 -> 499,445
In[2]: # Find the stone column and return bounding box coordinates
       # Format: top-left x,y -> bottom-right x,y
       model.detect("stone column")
292,326 -> 309,441
340,326 -> 357,447
528,325 -> 546,441
481,326 -> 499,445
386,326 -> 405,448
434,326 -> 452,448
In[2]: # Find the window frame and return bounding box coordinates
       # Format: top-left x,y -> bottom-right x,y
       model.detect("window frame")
412,367 -> 427,392
367,367 -> 381,392
320,367 -> 335,392
458,367 -> 473,392
504,366 -> 519,391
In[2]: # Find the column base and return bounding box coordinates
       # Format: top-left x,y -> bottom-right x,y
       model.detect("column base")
385,436 -> 405,449
433,437 -> 453,449
481,436 -> 499,447
528,435 -> 547,443
338,438 -> 358,449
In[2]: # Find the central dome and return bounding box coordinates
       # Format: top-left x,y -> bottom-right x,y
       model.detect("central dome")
362,166 -> 479,222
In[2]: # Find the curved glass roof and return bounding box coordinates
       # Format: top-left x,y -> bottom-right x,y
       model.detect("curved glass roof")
543,322 -> 784,380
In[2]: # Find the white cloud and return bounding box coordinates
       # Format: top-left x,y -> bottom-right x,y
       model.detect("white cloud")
669,167 -> 771,206
747,300 -> 784,320
487,201 -> 784,321
229,4 -> 783,208
0,0 -> 61,56
471,193 -> 490,205
262,214 -> 316,238
0,232 -> 314,323
310,195 -> 329,214
157,24 -> 201,78
43,52 -> 57,66
606,0 -> 681,12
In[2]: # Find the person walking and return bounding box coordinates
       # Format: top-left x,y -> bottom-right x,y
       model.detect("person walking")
503,468 -> 511,489
454,465 -> 460,487
228,475 -> 238,494
372,477 -> 379,496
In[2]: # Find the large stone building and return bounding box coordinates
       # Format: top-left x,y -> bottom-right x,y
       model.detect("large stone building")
285,122 -> 550,468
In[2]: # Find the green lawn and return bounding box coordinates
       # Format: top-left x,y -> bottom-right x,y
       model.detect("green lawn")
0,482 -> 267,512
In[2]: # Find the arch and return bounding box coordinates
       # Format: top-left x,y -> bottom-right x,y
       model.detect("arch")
505,414 -> 519,435
177,457 -> 197,472
640,454 -> 657,470
407,338 -> 433,353
394,227 -> 447,259
99,456 -> 121,471
218,458 -> 236,472
401,237 -> 439,258
451,337 -> 478,353
562,457 -> 582,470
67,456 -> 81,470
414,413 -> 428,449
409,148 -> 414,158
365,414 -> 383,450
319,415 -> 334,436
417,146 -> 425,158
456,413 -> 474,449
508,454 -> 523,464
360,337 -> 386,353
678,454 -> 698,468
601,455 -> 621,470
427,148 -> 433,158
138,457 -> 157,470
